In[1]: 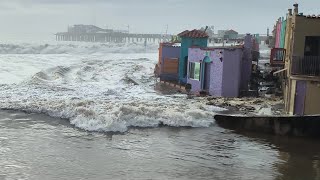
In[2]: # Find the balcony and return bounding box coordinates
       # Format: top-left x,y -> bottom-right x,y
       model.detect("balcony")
270,48 -> 286,67
291,56 -> 320,76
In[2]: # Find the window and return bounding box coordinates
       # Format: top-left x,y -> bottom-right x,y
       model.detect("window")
305,36 -> 320,56
189,62 -> 201,81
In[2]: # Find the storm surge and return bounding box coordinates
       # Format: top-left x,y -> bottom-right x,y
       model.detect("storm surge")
0,42 -> 222,132
0,41 -> 158,54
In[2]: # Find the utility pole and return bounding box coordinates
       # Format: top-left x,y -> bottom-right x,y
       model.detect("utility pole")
164,24 -> 168,43
127,25 -> 130,34
165,24 -> 168,35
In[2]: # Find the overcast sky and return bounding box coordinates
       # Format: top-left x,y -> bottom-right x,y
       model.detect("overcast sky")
1,0 -> 320,41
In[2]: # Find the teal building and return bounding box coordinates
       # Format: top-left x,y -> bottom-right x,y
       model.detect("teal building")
178,30 -> 208,84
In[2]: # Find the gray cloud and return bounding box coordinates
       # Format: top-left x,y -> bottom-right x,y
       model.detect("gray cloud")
1,0 -> 320,41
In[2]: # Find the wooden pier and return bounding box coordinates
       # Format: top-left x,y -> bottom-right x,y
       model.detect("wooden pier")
55,25 -> 172,43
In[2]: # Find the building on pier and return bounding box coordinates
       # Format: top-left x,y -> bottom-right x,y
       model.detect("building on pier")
55,24 -> 172,43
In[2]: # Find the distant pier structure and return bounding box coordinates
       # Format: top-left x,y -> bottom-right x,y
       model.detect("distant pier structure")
55,25 -> 172,43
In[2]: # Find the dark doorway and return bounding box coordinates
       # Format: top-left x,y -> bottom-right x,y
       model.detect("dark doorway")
304,37 -> 320,75
203,63 -> 211,91
304,36 -> 320,56
184,56 -> 188,77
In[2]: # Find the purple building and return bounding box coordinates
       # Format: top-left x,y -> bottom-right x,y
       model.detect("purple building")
186,34 -> 254,97
156,43 -> 181,81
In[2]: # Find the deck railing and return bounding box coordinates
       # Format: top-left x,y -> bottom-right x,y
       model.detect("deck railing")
270,48 -> 286,66
291,56 -> 320,76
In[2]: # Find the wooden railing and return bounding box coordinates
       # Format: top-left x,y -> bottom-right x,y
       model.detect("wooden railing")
291,56 -> 320,76
270,48 -> 286,66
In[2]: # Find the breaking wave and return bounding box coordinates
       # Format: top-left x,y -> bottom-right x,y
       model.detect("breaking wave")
0,42 -> 158,54
0,57 -> 222,132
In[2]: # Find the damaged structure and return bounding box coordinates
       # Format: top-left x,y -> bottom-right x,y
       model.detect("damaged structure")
272,4 -> 320,115
155,29 -> 260,98
186,34 -> 255,97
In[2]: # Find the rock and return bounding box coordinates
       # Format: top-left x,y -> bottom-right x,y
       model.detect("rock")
247,106 -> 256,111
206,101 -> 215,106
253,99 -> 264,104
207,97 -> 217,101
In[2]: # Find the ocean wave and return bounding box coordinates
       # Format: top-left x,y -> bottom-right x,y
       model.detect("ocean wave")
0,58 -> 219,132
0,87 -> 216,133
0,42 -> 158,54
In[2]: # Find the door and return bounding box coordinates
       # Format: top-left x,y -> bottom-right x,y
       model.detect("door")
203,63 -> 211,91
201,56 -> 212,91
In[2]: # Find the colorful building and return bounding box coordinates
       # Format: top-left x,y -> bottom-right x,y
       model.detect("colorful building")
156,42 -> 180,81
186,34 -> 254,97
224,30 -> 239,40
276,4 -> 320,115
155,29 -> 258,98
177,30 -> 208,84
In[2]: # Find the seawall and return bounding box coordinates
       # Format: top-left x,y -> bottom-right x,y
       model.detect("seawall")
214,114 -> 320,137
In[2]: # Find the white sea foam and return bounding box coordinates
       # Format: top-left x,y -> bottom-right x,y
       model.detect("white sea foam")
259,43 -> 271,60
0,42 -> 219,132
0,41 -> 158,54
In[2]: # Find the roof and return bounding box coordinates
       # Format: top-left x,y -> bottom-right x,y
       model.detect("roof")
188,45 -> 243,51
200,45 -> 243,50
297,14 -> 320,19
178,29 -> 209,38
161,42 -> 181,47
225,29 -> 238,34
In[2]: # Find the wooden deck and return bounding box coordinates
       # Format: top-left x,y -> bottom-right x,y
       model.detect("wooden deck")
159,80 -> 186,93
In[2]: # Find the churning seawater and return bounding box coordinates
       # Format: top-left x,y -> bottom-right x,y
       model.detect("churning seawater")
0,41 -> 319,180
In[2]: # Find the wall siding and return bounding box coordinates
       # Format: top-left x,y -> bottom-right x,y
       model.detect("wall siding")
294,80 -> 307,115
209,50 -> 224,96
304,82 -> 320,115
293,17 -> 320,57
160,46 -> 180,81
222,49 -> 242,97
187,48 -> 224,96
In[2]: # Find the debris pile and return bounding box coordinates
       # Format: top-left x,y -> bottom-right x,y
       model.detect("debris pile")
206,97 -> 284,116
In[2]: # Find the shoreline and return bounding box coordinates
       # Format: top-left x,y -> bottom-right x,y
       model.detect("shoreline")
155,82 -> 285,116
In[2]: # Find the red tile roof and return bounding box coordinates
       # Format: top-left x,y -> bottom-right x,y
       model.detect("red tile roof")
178,29 -> 209,38
200,46 -> 243,50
